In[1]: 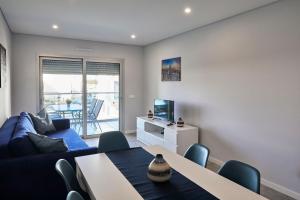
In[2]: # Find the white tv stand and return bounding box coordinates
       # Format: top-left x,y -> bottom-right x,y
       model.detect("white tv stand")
136,117 -> 198,155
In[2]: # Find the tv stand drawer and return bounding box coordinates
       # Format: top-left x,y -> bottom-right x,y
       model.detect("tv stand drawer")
164,129 -> 177,145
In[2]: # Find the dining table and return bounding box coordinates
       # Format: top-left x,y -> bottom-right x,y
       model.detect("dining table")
50,104 -> 82,117
75,145 -> 268,200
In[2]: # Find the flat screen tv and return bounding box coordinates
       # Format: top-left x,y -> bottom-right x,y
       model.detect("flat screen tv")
154,99 -> 174,122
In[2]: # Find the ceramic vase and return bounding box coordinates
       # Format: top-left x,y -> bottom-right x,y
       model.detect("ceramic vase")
148,110 -> 153,118
177,117 -> 184,127
147,154 -> 172,182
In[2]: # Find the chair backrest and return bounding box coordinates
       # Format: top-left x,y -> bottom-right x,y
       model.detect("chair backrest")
90,100 -> 104,120
218,160 -> 261,194
55,159 -> 80,192
184,143 -> 210,167
98,131 -> 130,153
45,105 -> 62,119
88,98 -> 98,114
66,191 -> 85,200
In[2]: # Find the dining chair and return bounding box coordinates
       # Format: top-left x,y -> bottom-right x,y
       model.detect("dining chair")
44,106 -> 62,119
66,191 -> 85,200
218,160 -> 261,194
184,143 -> 210,167
88,99 -> 104,132
87,98 -> 98,116
98,131 -> 130,153
55,159 -> 81,192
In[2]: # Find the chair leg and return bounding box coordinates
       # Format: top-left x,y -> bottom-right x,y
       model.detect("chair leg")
96,121 -> 102,132
91,119 -> 102,132
92,120 -> 97,130
77,124 -> 81,135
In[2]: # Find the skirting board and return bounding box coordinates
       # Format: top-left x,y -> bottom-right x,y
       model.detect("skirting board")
209,157 -> 300,200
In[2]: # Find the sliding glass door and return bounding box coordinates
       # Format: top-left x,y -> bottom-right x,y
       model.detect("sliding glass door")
40,56 -> 122,138
86,61 -> 120,136
40,57 -> 84,135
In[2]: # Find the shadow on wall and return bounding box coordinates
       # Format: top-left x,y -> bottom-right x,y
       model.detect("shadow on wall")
174,100 -> 243,160
198,127 -> 242,162
203,128 -> 245,162
175,101 -> 202,144
175,101 -> 202,124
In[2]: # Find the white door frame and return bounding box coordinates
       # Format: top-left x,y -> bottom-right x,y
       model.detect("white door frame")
38,55 -> 125,139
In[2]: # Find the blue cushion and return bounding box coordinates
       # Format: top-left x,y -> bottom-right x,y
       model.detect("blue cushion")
47,129 -> 88,151
0,116 -> 19,158
20,112 -> 34,126
13,114 -> 37,137
8,113 -> 38,157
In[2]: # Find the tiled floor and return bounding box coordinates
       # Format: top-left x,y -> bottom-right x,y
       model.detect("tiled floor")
85,134 -> 295,200
71,119 -> 119,136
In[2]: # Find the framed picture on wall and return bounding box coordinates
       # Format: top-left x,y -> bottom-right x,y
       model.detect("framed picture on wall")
0,44 -> 7,88
162,57 -> 181,81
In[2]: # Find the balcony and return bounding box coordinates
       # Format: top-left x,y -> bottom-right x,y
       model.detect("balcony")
44,92 -> 119,136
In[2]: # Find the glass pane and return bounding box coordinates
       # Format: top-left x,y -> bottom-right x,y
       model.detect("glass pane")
41,58 -> 83,136
86,63 -> 120,135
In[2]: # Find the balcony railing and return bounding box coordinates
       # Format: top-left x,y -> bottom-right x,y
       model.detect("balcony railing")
43,92 -> 119,120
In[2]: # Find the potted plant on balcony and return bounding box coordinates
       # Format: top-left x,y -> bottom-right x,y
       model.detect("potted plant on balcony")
66,99 -> 72,108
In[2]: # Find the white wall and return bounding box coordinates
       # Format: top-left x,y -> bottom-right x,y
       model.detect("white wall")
12,34 -> 144,132
144,0 -> 300,198
0,10 -> 11,126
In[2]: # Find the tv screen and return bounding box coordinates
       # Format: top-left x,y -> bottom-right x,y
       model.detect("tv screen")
154,99 -> 174,122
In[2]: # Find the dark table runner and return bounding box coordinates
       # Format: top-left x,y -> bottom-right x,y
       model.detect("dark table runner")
106,147 -> 219,200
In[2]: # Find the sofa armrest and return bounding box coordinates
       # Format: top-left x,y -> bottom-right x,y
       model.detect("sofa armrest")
52,118 -> 70,130
0,147 -> 98,200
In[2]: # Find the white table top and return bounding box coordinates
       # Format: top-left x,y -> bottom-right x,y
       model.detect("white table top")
75,145 -> 268,200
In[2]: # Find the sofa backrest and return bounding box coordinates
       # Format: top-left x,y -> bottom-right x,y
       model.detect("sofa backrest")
0,116 -> 19,159
8,112 -> 39,157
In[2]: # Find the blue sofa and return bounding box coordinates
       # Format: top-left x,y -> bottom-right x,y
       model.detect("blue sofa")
0,112 -> 98,200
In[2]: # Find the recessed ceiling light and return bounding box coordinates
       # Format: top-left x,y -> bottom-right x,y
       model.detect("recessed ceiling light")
184,7 -> 192,14
131,34 -> 136,39
52,24 -> 59,29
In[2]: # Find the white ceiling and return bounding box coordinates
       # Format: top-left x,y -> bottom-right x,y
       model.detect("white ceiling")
0,0 -> 277,46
